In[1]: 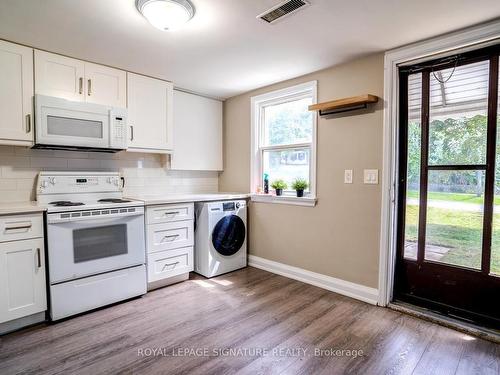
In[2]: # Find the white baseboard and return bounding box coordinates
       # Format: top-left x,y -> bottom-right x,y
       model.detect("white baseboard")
248,255 -> 379,305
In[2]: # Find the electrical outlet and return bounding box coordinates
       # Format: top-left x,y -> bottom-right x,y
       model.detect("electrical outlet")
344,169 -> 353,184
364,169 -> 378,184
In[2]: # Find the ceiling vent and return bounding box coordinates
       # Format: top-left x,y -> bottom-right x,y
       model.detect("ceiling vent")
257,0 -> 310,24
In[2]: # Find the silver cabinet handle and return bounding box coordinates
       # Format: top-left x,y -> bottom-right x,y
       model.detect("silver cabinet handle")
36,248 -> 41,268
130,125 -> 134,141
5,223 -> 32,231
87,79 -> 92,96
25,114 -> 31,133
165,211 -> 180,215
162,261 -> 179,271
79,77 -> 83,94
162,234 -> 180,242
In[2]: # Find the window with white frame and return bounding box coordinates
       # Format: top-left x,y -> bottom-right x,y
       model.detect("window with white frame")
251,81 -> 317,199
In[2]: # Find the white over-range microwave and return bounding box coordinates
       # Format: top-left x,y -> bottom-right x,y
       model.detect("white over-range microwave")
34,94 -> 128,152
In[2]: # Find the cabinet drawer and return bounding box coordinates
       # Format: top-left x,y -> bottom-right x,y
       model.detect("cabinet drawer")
147,220 -> 193,253
0,214 -> 44,243
147,247 -> 193,282
147,203 -> 193,224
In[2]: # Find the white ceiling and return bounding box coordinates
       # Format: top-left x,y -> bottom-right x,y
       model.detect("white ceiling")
0,0 -> 499,99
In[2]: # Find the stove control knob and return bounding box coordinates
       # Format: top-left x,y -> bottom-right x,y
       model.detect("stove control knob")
49,177 -> 56,185
41,180 -> 48,188
113,178 -> 119,186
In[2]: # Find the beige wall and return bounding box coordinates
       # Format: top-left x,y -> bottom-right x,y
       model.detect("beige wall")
219,53 -> 384,288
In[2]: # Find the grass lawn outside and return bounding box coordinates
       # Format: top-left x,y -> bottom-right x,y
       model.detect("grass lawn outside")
406,190 -> 500,205
404,204 -> 500,274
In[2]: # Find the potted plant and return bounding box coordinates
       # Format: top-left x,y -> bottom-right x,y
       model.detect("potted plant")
271,179 -> 287,196
292,178 -> 308,197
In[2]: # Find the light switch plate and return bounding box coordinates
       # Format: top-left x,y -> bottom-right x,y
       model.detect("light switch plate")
344,169 -> 353,184
364,169 -> 379,184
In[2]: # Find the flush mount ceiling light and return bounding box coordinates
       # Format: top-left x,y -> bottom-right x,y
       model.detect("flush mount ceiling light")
136,0 -> 195,31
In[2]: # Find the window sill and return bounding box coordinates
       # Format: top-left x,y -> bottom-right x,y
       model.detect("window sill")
250,194 -> 317,207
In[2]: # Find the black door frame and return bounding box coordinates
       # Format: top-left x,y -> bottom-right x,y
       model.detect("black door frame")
394,44 -> 500,328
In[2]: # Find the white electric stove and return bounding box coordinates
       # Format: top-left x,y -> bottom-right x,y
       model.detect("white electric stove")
36,171 -> 147,321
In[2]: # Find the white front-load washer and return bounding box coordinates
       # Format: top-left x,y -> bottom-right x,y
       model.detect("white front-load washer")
194,200 -> 247,278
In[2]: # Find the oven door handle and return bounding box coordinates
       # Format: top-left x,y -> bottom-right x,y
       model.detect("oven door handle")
47,212 -> 143,225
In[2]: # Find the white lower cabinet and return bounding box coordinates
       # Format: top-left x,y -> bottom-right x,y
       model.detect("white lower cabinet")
145,203 -> 194,289
147,220 -> 194,254
147,247 -> 193,283
0,236 -> 47,324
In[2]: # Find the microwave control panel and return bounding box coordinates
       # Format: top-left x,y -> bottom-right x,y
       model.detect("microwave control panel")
109,109 -> 128,149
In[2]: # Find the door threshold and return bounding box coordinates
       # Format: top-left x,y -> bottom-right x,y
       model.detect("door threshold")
388,301 -> 500,344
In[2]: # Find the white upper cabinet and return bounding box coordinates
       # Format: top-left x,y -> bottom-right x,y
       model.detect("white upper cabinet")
35,50 -> 126,107
0,40 -> 34,145
84,62 -> 126,107
35,50 -> 85,102
171,90 -> 223,171
127,73 -> 174,153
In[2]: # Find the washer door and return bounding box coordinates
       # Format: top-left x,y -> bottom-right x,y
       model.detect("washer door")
211,215 -> 246,256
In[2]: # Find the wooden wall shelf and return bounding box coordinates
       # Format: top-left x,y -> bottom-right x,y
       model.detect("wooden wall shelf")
309,94 -> 378,116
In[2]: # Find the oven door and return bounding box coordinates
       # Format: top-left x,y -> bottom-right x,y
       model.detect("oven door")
47,209 -> 145,284
35,94 -> 111,149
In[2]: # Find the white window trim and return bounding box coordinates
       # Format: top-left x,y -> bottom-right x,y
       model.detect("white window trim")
250,81 -> 318,207
379,19 -> 500,307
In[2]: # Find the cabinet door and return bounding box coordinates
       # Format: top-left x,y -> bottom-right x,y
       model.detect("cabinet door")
34,50 -> 85,101
85,62 -> 126,108
171,90 -> 223,170
0,238 -> 47,323
0,41 -> 34,145
127,73 -> 173,152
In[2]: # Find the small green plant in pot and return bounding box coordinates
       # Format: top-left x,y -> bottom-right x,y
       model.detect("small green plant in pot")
292,178 -> 309,197
271,179 -> 287,196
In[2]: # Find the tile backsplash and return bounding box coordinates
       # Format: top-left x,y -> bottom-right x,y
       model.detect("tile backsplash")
0,145 -> 219,203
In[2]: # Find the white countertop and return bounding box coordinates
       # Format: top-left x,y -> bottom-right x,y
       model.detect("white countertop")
0,202 -> 46,216
126,192 -> 250,206
0,193 -> 250,215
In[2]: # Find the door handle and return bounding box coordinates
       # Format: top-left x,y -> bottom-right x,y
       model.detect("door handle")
36,248 -> 41,268
25,114 -> 31,133
130,125 -> 134,141
165,211 -> 180,215
87,79 -> 92,96
79,77 -> 83,94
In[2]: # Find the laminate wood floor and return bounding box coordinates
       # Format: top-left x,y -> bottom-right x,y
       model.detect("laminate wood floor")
0,267 -> 498,375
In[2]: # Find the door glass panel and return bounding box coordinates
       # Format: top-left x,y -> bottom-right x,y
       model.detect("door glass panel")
428,60 -> 489,166
404,73 -> 422,260
47,115 -> 103,139
490,58 -> 500,276
425,170 -> 484,269
73,224 -> 127,263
